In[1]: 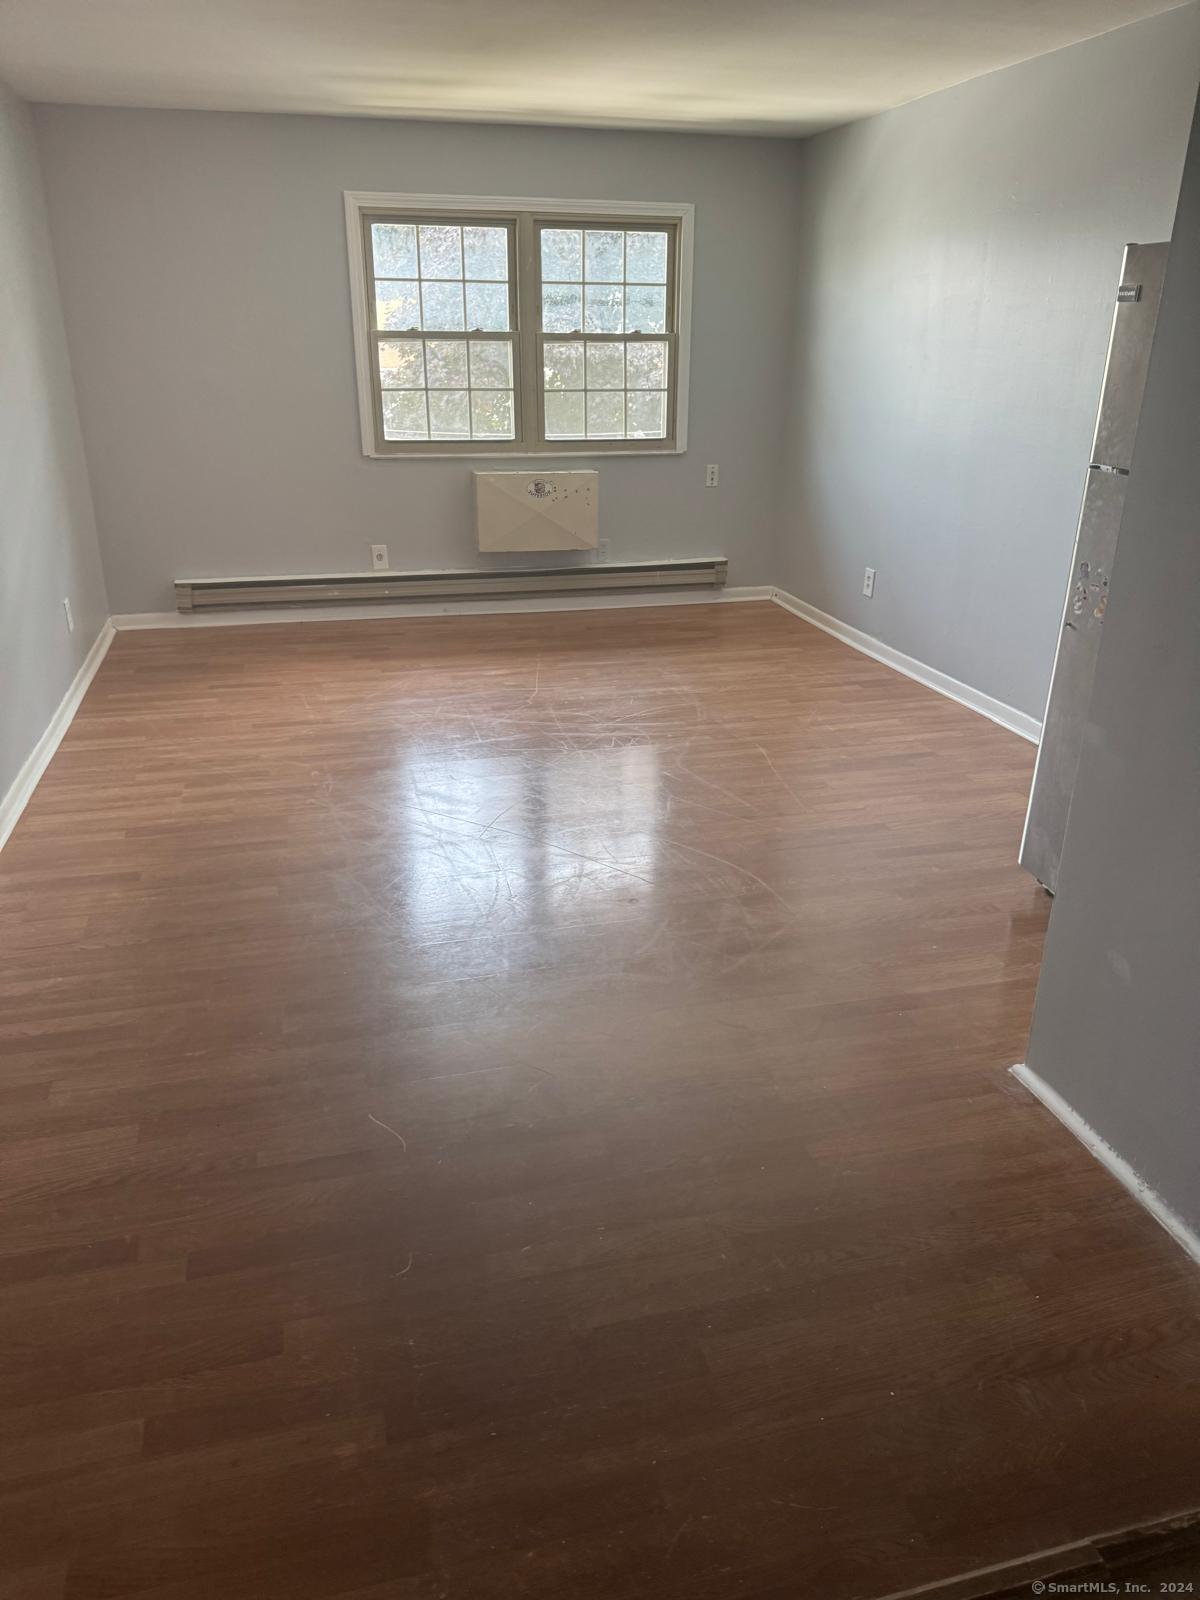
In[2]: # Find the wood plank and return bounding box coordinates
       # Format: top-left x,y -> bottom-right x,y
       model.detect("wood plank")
1,603 -> 1198,1599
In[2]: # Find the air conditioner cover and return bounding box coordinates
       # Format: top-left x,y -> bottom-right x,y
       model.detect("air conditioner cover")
473,471 -> 598,552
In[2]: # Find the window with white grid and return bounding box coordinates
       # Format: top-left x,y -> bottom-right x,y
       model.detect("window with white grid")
368,218 -> 518,445
347,196 -> 691,457
538,224 -> 674,444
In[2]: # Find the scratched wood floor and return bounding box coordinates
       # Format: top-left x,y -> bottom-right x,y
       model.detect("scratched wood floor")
2,601 -> 1199,1600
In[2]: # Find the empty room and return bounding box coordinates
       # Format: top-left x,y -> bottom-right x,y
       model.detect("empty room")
2,0 -> 1200,1594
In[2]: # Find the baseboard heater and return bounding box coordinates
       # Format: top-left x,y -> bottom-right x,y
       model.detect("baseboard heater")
174,559 -> 727,613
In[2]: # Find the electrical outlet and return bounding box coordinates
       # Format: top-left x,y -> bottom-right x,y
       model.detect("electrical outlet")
862,567 -> 876,598
370,544 -> 389,571
595,539 -> 610,563
705,464 -> 720,488
63,597 -> 75,633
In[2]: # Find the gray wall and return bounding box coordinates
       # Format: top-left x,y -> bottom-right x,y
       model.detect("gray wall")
32,107 -> 802,614
780,6 -> 1200,720
1025,82 -> 1200,1238
0,78 -> 107,806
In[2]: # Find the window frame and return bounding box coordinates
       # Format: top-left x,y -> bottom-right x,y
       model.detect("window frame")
344,192 -> 694,459
362,211 -> 522,456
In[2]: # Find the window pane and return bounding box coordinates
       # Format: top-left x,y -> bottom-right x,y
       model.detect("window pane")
542,284 -> 583,334
366,211 -> 677,448
625,285 -> 667,334
585,229 -> 623,282
383,390 -> 428,440
586,342 -> 624,390
378,340 -> 425,389
545,390 -> 585,438
627,390 -> 667,438
429,389 -> 471,438
543,341 -> 584,390
587,391 -> 625,438
626,230 -> 668,284
626,340 -> 668,389
471,390 -> 515,438
418,224 -> 462,279
541,228 -> 582,282
585,285 -> 623,334
425,340 -> 468,388
465,281 -> 510,332
375,280 -> 420,331
463,226 -> 508,281
372,223 -> 418,279
469,341 -> 513,389
421,282 -> 465,331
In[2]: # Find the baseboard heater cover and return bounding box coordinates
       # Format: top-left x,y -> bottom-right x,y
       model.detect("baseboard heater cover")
175,560 -> 727,612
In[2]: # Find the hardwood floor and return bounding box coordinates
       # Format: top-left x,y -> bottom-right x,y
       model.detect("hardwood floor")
1,601 -> 1198,1600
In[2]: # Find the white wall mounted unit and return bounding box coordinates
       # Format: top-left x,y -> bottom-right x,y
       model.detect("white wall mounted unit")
474,471 -> 598,553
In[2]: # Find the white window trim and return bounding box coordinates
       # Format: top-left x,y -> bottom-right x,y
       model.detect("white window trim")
343,191 -> 694,459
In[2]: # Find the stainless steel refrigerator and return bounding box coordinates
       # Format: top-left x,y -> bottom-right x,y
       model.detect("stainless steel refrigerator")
1020,241 -> 1170,893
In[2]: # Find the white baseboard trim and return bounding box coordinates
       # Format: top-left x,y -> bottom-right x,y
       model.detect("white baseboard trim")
1011,1063 -> 1200,1268
770,588 -> 1041,743
112,585 -> 774,630
0,619 -> 116,854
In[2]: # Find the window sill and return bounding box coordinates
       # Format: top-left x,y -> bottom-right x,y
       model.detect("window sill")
364,445 -> 687,460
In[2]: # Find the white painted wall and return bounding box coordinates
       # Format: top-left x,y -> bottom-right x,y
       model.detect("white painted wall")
1025,79 -> 1200,1241
32,108 -> 801,614
0,77 -> 107,807
779,6 -> 1200,721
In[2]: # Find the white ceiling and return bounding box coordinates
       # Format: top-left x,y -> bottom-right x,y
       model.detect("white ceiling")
0,0 -> 1185,135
